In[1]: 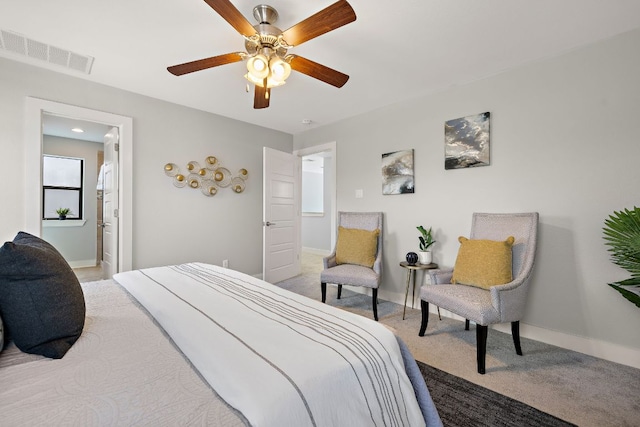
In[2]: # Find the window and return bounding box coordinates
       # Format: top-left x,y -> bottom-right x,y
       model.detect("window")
43,155 -> 84,219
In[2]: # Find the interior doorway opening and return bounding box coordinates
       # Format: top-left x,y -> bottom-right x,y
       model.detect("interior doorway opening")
40,114 -> 110,277
294,142 -> 337,273
25,97 -> 133,277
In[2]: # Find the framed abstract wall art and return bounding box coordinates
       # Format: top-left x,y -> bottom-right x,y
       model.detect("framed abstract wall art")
382,149 -> 414,195
444,112 -> 490,170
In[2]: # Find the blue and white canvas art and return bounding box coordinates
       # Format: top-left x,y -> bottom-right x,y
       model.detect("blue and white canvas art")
382,149 -> 414,195
445,112 -> 490,169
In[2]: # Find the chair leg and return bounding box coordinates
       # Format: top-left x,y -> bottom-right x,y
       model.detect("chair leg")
337,284 -> 342,299
321,282 -> 327,303
476,325 -> 488,374
512,321 -> 523,356
465,319 -> 470,330
419,300 -> 429,336
372,288 -> 378,321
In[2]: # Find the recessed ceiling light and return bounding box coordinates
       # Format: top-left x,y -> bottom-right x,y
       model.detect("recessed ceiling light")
71,127 -> 84,133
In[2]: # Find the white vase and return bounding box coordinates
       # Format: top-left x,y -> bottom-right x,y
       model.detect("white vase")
418,251 -> 432,264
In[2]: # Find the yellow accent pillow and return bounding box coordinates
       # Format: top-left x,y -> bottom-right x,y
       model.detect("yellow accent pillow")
335,226 -> 380,268
451,236 -> 515,289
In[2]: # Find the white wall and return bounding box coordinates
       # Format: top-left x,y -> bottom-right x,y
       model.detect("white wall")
0,56 -> 292,277
42,135 -> 101,267
294,28 -> 640,366
301,157 -> 333,252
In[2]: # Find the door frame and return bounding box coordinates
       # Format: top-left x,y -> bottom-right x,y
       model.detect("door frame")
293,141 -> 337,251
25,97 -> 133,272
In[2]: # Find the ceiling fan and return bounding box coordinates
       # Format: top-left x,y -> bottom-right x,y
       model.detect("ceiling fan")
167,0 -> 356,109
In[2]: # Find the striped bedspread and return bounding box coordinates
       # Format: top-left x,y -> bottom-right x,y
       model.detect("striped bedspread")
114,263 -> 427,427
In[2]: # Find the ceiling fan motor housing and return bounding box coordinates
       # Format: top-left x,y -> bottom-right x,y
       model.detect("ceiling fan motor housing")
253,4 -> 278,25
245,4 -> 289,61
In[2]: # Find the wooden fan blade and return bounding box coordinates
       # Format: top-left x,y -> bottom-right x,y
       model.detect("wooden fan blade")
281,0 -> 356,47
167,53 -> 243,76
203,0 -> 256,37
254,80 -> 270,109
289,55 -> 349,88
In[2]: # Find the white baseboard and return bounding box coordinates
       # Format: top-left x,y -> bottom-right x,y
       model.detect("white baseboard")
338,285 -> 640,370
69,259 -> 97,269
429,306 -> 640,370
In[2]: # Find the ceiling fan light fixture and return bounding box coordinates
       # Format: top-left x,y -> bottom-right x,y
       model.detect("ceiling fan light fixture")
245,73 -> 286,89
247,53 -> 269,79
245,52 -> 290,88
266,77 -> 286,88
244,72 -> 264,87
269,56 -> 291,83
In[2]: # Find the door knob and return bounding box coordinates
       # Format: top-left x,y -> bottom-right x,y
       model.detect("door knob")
264,221 -> 275,226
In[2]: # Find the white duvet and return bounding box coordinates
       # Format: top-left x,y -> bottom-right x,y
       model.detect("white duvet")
114,263 -> 426,427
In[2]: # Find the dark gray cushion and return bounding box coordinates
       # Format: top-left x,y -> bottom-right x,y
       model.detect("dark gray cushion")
0,313 -> 4,351
0,232 -> 85,358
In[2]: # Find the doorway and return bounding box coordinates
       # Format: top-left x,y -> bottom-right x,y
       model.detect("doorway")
294,142 -> 337,271
25,97 -> 133,276
41,115 -> 109,276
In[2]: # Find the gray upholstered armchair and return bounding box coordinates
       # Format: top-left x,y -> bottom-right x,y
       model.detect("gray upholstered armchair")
321,212 -> 383,321
419,212 -> 539,374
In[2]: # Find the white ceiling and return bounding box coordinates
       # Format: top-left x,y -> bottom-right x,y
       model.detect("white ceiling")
3,0 -> 640,135
42,114 -> 112,143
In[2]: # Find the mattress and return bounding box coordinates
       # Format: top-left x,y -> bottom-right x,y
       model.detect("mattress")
0,279 -> 248,426
0,263 -> 441,426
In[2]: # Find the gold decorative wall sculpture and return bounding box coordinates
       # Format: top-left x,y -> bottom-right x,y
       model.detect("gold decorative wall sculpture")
164,156 -> 248,196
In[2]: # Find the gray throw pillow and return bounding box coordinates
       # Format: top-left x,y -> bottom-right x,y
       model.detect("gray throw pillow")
0,313 -> 4,352
0,232 -> 85,358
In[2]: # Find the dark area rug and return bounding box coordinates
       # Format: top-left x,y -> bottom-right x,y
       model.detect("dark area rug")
416,361 -> 576,427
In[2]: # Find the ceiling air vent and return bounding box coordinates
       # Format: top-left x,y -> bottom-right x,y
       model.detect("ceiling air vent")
0,30 -> 94,74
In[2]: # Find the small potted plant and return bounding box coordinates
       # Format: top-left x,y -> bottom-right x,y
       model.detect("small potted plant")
56,207 -> 71,220
417,225 -> 436,264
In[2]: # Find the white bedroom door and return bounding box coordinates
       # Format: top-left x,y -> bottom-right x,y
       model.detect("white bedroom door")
263,147 -> 301,283
102,127 -> 119,279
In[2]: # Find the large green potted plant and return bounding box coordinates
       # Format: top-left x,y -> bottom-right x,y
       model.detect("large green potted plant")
417,226 -> 436,264
602,206 -> 640,308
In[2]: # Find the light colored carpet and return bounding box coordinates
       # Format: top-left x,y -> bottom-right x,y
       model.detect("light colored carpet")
275,252 -> 640,427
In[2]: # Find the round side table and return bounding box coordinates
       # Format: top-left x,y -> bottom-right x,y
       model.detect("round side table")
399,261 -> 438,320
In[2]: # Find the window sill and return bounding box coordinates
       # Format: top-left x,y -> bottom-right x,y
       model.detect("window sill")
303,212 -> 325,217
42,219 -> 87,228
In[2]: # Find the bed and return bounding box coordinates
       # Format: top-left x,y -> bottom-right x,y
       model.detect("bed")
0,234 -> 441,426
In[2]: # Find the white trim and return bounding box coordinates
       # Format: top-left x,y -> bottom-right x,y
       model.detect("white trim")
428,306 -> 640,370
494,322 -> 640,370
42,219 -> 87,228
25,97 -> 133,273
346,281 -> 640,370
318,262 -> 640,368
